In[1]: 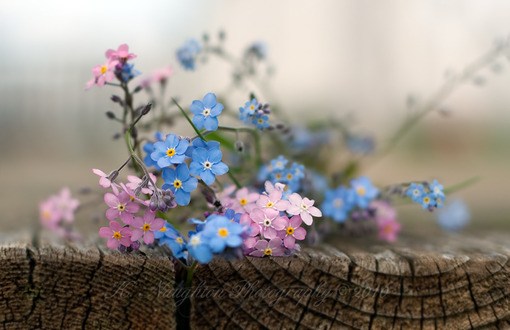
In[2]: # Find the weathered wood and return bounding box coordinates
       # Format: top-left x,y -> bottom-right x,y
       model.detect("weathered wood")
0,235 -> 176,329
191,235 -> 510,329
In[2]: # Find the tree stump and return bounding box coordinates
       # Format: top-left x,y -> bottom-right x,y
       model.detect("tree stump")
191,235 -> 510,329
0,235 -> 176,329
0,234 -> 509,329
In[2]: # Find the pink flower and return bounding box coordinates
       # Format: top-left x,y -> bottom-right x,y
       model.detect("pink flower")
371,201 -> 401,242
250,238 -> 285,257
231,188 -> 259,213
39,199 -> 60,228
278,215 -> 307,249
104,191 -> 140,224
86,60 -> 119,89
92,169 -> 119,193
377,218 -> 401,242
249,208 -> 286,239
99,221 -> 132,249
105,44 -> 136,62
256,188 -> 289,212
264,181 -> 286,193
130,211 -> 165,244
126,174 -> 157,195
53,188 -> 80,223
286,193 -> 322,226
152,66 -> 173,84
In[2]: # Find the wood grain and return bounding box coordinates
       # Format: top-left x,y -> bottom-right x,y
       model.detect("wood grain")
0,235 -> 175,330
191,235 -> 510,329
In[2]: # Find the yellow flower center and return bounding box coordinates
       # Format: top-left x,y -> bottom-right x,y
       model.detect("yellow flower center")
218,228 -> 229,237
239,198 -> 248,206
286,173 -> 293,180
130,195 -> 135,202
258,119 -> 264,124
333,198 -> 343,208
166,148 -> 176,157
173,179 -> 182,189
176,237 -> 184,245
264,248 -> 273,256
159,226 -> 167,232
286,226 -> 295,235
266,201 -> 274,208
42,210 -> 52,221
423,196 -> 430,204
100,65 -> 108,75
250,105 -> 255,111
142,223 -> 151,232
383,224 -> 393,234
275,173 -> 282,180
112,231 -> 122,240
117,204 -> 126,211
356,186 -> 366,196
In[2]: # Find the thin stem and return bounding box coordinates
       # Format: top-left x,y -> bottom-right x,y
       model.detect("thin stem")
217,126 -> 262,166
185,261 -> 198,288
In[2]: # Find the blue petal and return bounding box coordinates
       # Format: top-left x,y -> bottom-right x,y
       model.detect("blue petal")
210,103 -> 224,117
190,100 -> 204,115
175,189 -> 191,206
192,114 -> 205,129
169,154 -> 186,164
208,237 -> 226,253
204,117 -> 218,131
208,148 -> 222,163
192,245 -> 213,264
175,139 -> 190,154
176,163 -> 190,179
206,141 -> 220,150
162,168 -> 176,182
189,162 -> 203,177
225,235 -> 242,248
192,138 -> 207,149
211,162 -> 228,176
182,177 -> 198,192
165,134 -> 178,148
157,157 -> 172,168
192,147 -> 208,163
203,93 -> 217,109
201,170 -> 215,185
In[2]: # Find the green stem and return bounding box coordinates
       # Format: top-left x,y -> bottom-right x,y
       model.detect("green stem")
185,261 -> 198,288
443,176 -> 480,195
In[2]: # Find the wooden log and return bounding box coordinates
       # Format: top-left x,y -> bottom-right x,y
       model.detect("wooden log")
0,235 -> 176,329
191,235 -> 510,329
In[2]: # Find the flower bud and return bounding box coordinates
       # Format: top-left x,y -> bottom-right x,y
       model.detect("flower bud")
106,111 -> 116,119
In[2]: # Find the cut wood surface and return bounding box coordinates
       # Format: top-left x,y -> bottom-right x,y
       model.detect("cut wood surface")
1,233 -> 510,329
191,235 -> 510,329
0,234 -> 175,329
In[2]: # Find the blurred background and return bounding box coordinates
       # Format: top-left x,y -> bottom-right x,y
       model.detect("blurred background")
1,0 -> 509,235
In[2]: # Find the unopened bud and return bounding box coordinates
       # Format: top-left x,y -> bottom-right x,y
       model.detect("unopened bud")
235,140 -> 244,153
112,133 -> 121,140
107,170 -> 119,182
106,111 -> 116,119
133,85 -> 143,93
111,95 -> 123,104
141,103 -> 152,116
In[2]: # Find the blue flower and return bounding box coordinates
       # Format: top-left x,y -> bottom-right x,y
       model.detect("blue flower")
271,155 -> 288,171
436,199 -> 470,231
176,39 -> 202,70
156,223 -> 187,259
406,183 -> 425,203
420,193 -> 435,210
190,93 -> 224,131
189,147 -> 229,185
224,209 -> 241,223
252,114 -> 270,130
290,163 -> 306,180
151,134 -> 189,168
201,215 -> 244,253
162,164 -> 198,206
187,232 -> 213,264
322,187 -> 355,222
429,180 -> 445,198
185,138 -> 220,157
346,134 -> 375,155
350,176 -> 379,208
119,63 -> 140,82
188,218 -> 207,232
239,98 -> 259,123
143,132 -> 164,169
246,42 -> 267,60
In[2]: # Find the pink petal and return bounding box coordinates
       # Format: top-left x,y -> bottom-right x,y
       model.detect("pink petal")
303,197 -> 315,207
262,227 -> 277,239
151,218 -> 165,231
275,200 -> 290,212
308,206 -> 322,217
143,210 -> 156,222
256,195 -> 269,208
104,193 -> 118,208
286,205 -> 301,215
99,177 -> 111,188
293,227 -> 307,240
92,168 -> 107,177
143,231 -> 155,244
283,235 -> 296,249
254,239 -> 269,250
99,227 -> 113,238
110,221 -> 122,231
264,208 -> 279,220
106,208 -> 119,221
244,237 -> 258,249
249,250 -> 265,257
249,223 -> 260,236
131,217 -> 143,228
131,229 -> 143,241
120,212 -> 134,225
120,236 -> 132,247
300,212 -> 313,226
125,202 -> 140,213
268,238 -> 283,249
107,238 -> 120,250
271,246 -> 285,256
289,215 -> 302,227
288,193 -> 302,206
272,217 -> 287,231
249,209 -> 265,222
